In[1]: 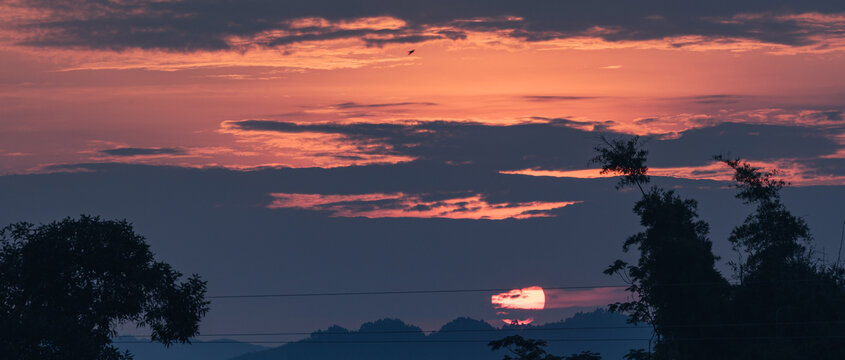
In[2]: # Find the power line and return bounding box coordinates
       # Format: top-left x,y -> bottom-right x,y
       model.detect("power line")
118,320 -> 845,339
112,334 -> 845,345
120,325 -> 650,338
206,279 -> 839,299
112,338 -> 653,344
206,285 -> 629,299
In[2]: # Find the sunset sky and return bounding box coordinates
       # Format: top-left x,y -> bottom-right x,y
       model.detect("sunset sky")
2,0 -> 845,336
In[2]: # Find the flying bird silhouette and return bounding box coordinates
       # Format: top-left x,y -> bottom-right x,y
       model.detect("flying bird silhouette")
407,49 -> 415,56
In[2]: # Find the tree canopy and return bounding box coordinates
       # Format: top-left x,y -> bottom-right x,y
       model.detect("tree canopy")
0,215 -> 209,360
716,156 -> 845,359
488,335 -> 603,360
591,138 -> 845,360
596,137 -> 730,359
489,335 -> 563,360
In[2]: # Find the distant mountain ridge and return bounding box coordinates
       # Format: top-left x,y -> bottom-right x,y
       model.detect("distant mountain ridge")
229,309 -> 650,360
114,309 -> 650,360
113,335 -> 268,360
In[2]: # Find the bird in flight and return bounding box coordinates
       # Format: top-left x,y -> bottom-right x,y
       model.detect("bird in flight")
407,49 -> 415,56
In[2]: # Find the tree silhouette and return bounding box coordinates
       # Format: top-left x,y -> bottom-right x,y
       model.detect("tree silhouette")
716,156 -> 845,359
591,136 -> 649,193
0,215 -> 209,360
488,335 -> 605,360
596,137 -> 731,359
623,349 -> 651,360
591,139 -> 845,359
716,155 -> 811,273
488,335 -> 562,360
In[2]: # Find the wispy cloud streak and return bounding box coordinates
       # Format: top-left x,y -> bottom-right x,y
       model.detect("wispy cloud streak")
267,192 -> 580,220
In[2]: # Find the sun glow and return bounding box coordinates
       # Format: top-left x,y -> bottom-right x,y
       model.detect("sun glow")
491,286 -> 546,310
491,286 -> 545,325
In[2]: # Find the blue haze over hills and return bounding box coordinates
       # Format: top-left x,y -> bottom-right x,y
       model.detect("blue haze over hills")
116,309 -> 649,360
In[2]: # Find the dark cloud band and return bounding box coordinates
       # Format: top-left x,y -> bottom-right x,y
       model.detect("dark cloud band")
13,1 -> 845,51
99,147 -> 185,157
225,119 -> 842,171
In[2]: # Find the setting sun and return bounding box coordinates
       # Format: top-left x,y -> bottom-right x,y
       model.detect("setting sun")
491,286 -> 546,310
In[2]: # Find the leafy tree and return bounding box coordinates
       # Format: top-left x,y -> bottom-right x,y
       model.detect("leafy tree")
488,335 -> 602,360
716,156 -> 812,273
717,157 -> 845,359
623,349 -> 651,360
0,215 -> 210,360
491,140 -> 845,360
592,136 -> 649,193
596,137 -> 730,359
488,335 -> 562,360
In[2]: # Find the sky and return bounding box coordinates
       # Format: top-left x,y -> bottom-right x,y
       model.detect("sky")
1,0 -> 845,340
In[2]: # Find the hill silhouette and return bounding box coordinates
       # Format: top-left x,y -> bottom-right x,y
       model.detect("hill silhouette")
228,309 -> 649,360
114,336 -> 267,360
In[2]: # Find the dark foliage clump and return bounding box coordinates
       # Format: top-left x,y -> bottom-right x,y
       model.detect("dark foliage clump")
0,215 -> 209,360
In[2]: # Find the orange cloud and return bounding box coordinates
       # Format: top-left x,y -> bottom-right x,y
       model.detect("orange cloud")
280,16 -> 407,32
3,7 -> 844,176
219,123 -> 416,168
502,159 -> 845,186
11,10 -> 845,75
267,193 -> 581,220
36,41 -> 415,72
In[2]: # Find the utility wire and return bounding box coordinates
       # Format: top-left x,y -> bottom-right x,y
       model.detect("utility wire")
113,334 -> 845,345
119,325 -> 650,338
206,285 -> 629,299
119,320 -> 845,338
206,279 -> 839,299
110,338 -> 653,344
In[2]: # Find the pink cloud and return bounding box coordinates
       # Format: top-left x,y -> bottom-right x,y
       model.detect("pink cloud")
267,193 -> 581,220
